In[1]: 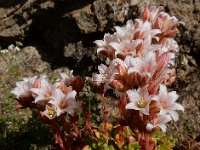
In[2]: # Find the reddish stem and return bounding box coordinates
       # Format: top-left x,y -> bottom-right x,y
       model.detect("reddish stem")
50,120 -> 69,150
61,115 -> 71,132
101,94 -> 109,135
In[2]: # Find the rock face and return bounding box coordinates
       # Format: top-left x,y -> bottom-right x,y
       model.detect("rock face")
0,0 -> 200,147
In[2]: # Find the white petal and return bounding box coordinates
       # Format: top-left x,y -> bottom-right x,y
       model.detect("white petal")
66,108 -> 75,116
109,42 -> 121,52
31,88 -> 41,95
151,29 -> 161,36
141,21 -> 151,32
140,107 -> 150,115
171,103 -> 184,112
159,114 -> 172,124
132,39 -> 143,47
92,74 -> 104,84
124,56 -> 134,67
53,89 -> 65,101
94,40 -> 104,46
56,108 -> 64,116
128,67 -> 140,74
159,109 -> 167,116
131,57 -> 142,67
34,95 -> 46,103
145,51 -> 156,63
158,124 -> 167,132
97,47 -> 106,53
157,114 -> 172,132
104,33 -> 115,43
168,91 -> 179,103
152,95 -> 159,101
169,110 -> 179,121
115,26 -> 125,36
65,90 -> 77,100
146,123 -> 154,131
98,64 -> 108,74
169,52 -> 175,59
126,90 -> 140,102
126,102 -> 139,110
159,84 -> 168,96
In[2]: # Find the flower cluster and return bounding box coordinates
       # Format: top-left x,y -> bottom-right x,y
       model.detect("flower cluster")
10,6 -> 184,150
90,6 -> 184,148
11,71 -> 83,119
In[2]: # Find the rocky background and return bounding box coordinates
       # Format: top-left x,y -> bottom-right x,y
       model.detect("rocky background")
0,0 -> 200,149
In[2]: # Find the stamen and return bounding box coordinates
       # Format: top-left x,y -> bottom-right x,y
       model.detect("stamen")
137,97 -> 147,108
48,109 -> 56,118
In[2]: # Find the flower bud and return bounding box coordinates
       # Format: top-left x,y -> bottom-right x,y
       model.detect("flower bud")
143,7 -> 150,21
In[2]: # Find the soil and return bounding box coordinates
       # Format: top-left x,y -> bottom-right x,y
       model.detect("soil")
0,0 -> 200,149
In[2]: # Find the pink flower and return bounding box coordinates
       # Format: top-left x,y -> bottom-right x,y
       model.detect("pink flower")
161,38 -> 179,53
94,33 -> 117,59
128,52 -> 156,80
133,20 -> 161,43
114,20 -> 135,41
144,6 -> 163,22
50,89 -> 81,117
59,70 -> 74,86
153,52 -> 169,80
146,114 -> 172,132
11,76 -> 37,99
109,39 -> 142,59
56,70 -> 85,93
126,86 -> 153,115
161,39 -> 179,66
109,56 -> 138,91
43,104 -> 57,119
55,70 -> 74,89
89,59 -> 122,93
153,11 -> 179,37
155,84 -> 184,121
31,83 -> 57,104
89,64 -> 110,92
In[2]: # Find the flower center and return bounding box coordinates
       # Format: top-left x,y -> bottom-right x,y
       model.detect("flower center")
60,100 -> 70,109
137,97 -> 147,108
48,109 -> 56,118
124,47 -> 131,53
45,91 -> 52,97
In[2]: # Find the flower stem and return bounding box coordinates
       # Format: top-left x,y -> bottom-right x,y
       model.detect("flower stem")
101,94 -> 108,136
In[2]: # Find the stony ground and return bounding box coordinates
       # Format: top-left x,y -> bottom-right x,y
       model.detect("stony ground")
0,0 -> 200,149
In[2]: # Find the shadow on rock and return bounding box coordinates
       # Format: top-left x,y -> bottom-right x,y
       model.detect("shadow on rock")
0,0 -> 27,8
23,0 -> 104,74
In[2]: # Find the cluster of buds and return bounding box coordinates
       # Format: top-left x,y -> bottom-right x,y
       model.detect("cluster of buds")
90,6 -> 184,149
